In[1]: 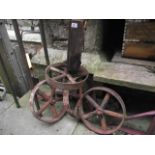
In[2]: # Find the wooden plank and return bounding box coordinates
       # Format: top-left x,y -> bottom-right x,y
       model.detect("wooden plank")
125,22 -> 155,41
112,52 -> 155,67
32,48 -> 155,93
122,42 -> 155,60
94,62 -> 155,93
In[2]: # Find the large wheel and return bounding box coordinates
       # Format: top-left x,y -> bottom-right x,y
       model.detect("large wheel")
79,87 -> 126,134
45,62 -> 88,90
29,80 -> 67,123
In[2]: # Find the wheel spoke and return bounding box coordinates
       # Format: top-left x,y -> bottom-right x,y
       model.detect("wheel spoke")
54,97 -> 63,103
51,105 -> 58,118
66,74 -> 76,83
85,95 -> 101,110
63,90 -> 69,106
50,66 -> 65,74
73,76 -> 81,81
100,93 -> 110,108
34,95 -> 40,110
73,73 -> 87,81
103,109 -> 123,119
51,87 -> 56,99
37,100 -> 51,115
52,74 -> 66,81
83,110 -> 97,119
37,89 -> 50,101
100,116 -> 107,130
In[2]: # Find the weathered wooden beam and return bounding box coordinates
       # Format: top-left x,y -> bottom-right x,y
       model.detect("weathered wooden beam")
12,19 -> 33,89
122,42 -> 155,60
0,20 -> 31,97
0,50 -> 20,108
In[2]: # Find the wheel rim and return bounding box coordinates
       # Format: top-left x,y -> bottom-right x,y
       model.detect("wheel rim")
29,80 -> 67,123
79,86 -> 126,134
45,62 -> 88,90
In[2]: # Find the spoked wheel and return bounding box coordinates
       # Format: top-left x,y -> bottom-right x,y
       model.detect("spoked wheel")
29,80 -> 67,123
45,62 -> 88,90
79,87 -> 126,134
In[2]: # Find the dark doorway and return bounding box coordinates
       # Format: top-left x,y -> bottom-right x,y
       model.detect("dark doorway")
102,19 -> 125,60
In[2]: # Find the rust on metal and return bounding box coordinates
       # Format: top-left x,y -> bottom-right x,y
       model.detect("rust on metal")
126,110 -> 155,120
29,19 -> 155,135
29,80 -> 67,124
63,90 -> 69,106
101,93 -> 111,108
146,116 -> 155,134
119,127 -> 145,135
79,86 -> 126,135
30,61 -> 89,122
45,62 -> 88,90
29,69 -> 155,135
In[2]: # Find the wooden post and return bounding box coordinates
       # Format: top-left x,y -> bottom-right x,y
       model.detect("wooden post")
67,20 -> 85,73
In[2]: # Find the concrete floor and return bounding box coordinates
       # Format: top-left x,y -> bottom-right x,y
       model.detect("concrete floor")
0,91 -> 152,135
0,92 -> 95,135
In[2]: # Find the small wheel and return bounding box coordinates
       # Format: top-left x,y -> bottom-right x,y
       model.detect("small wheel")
79,87 -> 126,134
45,62 -> 88,90
29,80 -> 67,123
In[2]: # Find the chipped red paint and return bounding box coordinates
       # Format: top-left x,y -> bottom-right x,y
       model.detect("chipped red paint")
45,62 -> 88,90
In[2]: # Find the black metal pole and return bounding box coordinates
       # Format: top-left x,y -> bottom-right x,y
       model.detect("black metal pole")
0,53 -> 20,108
12,19 -> 33,89
39,19 -> 50,66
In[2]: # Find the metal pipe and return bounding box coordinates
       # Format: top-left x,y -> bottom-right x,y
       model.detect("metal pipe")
12,19 -> 33,89
0,53 -> 20,108
39,19 -> 50,65
146,116 -> 155,134
103,110 -> 155,120
126,110 -> 155,120
119,127 -> 145,135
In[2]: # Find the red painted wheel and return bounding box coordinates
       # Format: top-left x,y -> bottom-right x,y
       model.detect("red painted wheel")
29,80 -> 67,123
79,87 -> 126,134
45,62 -> 88,90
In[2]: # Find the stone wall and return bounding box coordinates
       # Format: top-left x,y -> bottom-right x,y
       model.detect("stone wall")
44,19 -> 103,53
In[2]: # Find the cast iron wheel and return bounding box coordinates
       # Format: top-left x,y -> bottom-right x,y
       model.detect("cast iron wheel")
79,87 -> 126,134
45,62 -> 88,90
29,80 -> 67,123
